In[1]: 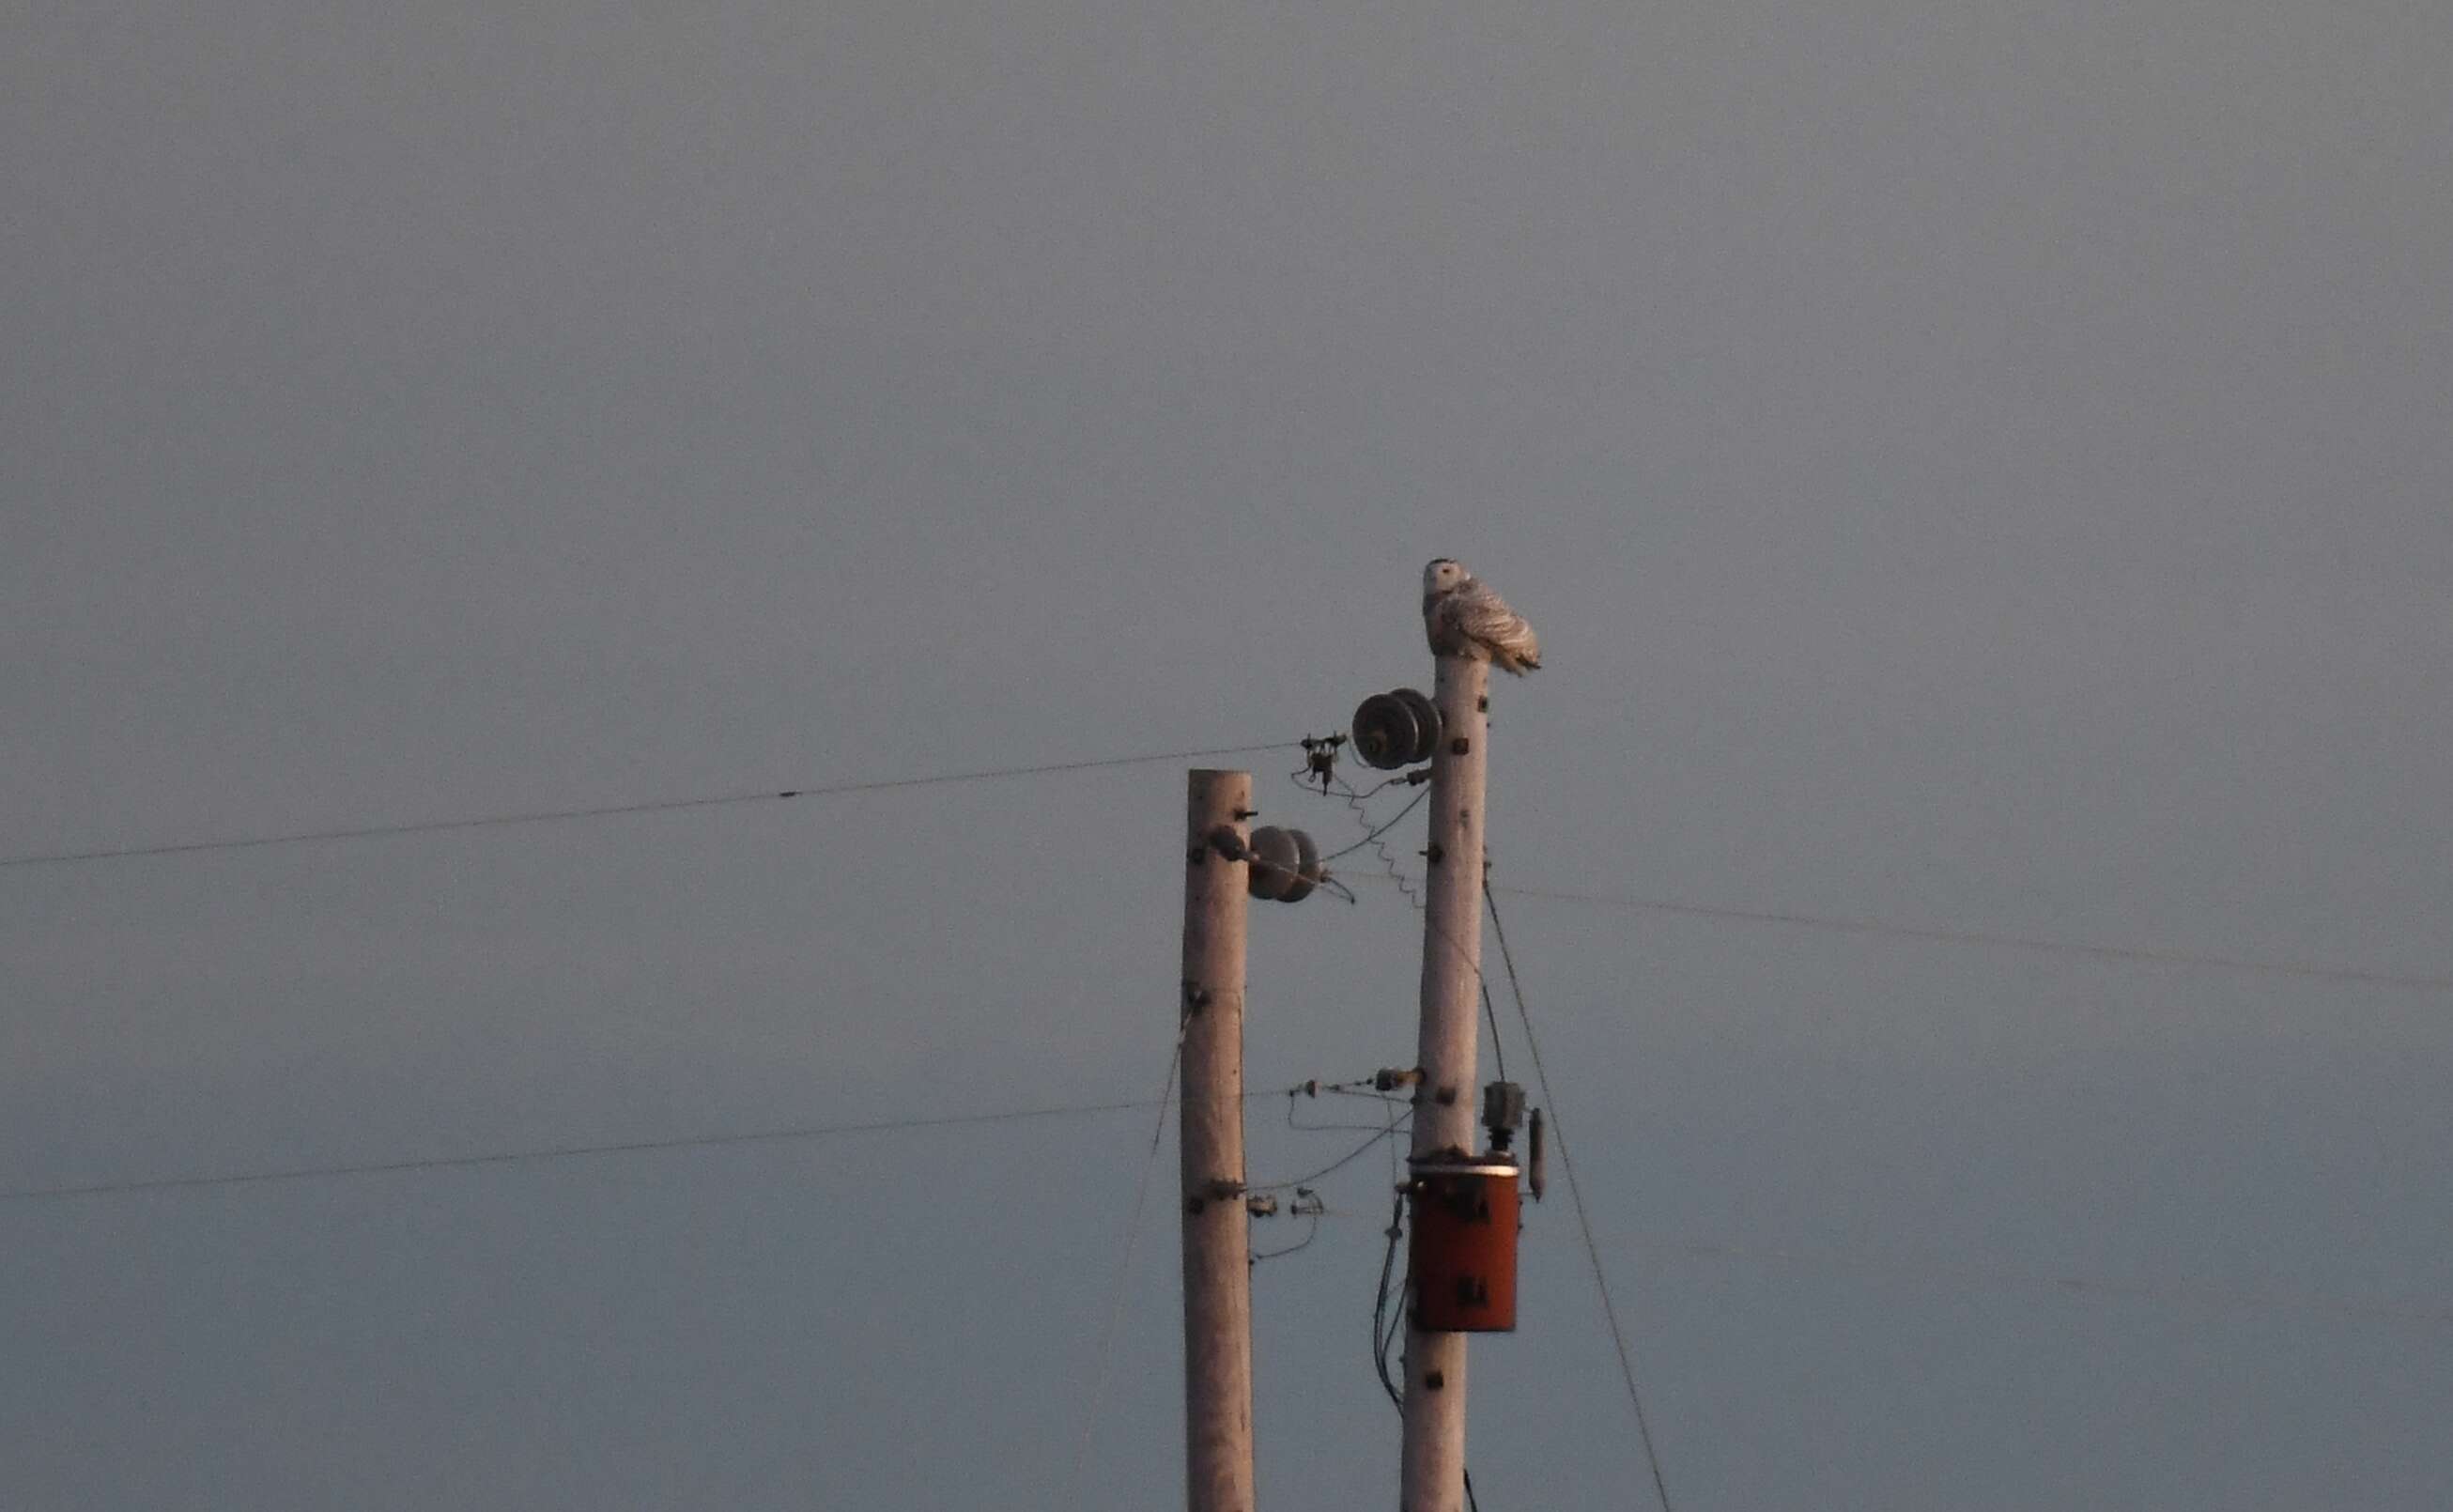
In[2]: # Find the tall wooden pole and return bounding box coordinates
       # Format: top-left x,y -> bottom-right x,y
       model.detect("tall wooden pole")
1400,656 -> 1491,1512
1180,769 -> 1256,1512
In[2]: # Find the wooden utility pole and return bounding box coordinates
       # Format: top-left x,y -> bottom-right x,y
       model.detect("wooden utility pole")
1400,656 -> 1492,1512
1180,769 -> 1257,1512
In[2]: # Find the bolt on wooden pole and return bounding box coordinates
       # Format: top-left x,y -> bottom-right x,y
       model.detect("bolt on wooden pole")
1400,656 -> 1491,1512
1180,769 -> 1257,1512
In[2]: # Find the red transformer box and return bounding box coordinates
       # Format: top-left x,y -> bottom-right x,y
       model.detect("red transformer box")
1406,1150 -> 1520,1333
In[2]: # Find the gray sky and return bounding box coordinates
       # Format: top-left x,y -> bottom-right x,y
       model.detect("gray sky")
6,2 -> 2449,1507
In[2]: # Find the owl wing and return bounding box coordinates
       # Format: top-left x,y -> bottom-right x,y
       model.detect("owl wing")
1452,581 -> 1541,669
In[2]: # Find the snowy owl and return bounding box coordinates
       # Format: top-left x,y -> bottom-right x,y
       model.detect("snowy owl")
1422,558 -> 1542,674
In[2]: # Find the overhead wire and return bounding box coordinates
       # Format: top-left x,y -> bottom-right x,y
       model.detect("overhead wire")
1285,1085 -> 1411,1134
1063,1012 -> 1194,1504
1288,766 -> 1412,805
1327,870 -> 2453,997
1492,883 -> 2453,995
1248,1201 -> 1326,1266
0,1090 -> 1275,1204
1317,783 -> 1431,867
4,1070 -> 1405,1207
1309,774 -> 1427,909
1486,879 -> 1677,1512
1249,1103 -> 1412,1194
1639,1230 -> 2453,1328
1288,743 -> 2448,996
0,740 -> 1303,870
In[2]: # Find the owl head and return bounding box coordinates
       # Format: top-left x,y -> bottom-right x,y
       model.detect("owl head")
1423,558 -> 1470,594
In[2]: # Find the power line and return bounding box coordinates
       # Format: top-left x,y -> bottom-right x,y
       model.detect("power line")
0,1090 -> 1269,1204
1250,1104 -> 1411,1194
1246,1201 -> 1325,1266
1494,883 -> 2453,993
1283,1083 -> 1409,1134
1304,774 -> 1427,909
1637,1231 -> 2453,1329
1063,1015 -> 1191,1504
0,741 -> 1300,870
1317,784 -> 1430,866
1487,881 -> 1676,1512
1334,873 -> 2453,995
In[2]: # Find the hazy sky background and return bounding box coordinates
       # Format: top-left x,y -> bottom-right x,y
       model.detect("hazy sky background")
6,2 -> 2449,1507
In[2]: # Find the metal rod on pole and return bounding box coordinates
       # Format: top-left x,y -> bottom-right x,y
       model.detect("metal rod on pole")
1180,769 -> 1257,1512
1400,657 -> 1491,1512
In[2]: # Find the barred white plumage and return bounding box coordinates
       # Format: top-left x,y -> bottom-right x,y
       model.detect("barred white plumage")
1422,558 -> 1541,674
